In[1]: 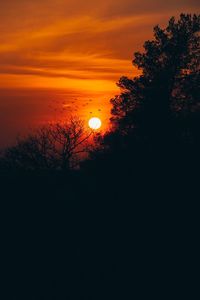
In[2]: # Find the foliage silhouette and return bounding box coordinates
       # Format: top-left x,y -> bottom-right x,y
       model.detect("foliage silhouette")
83,14 -> 200,174
111,14 -> 200,139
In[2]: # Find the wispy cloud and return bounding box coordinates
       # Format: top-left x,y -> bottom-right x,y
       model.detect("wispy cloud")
0,0 -> 198,90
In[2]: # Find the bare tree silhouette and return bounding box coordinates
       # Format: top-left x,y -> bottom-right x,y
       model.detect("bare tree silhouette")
2,117 -> 92,171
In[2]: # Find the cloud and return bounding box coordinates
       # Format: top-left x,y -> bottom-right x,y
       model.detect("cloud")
0,0 -> 199,89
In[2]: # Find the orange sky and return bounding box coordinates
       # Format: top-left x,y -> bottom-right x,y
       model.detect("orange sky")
0,0 -> 199,146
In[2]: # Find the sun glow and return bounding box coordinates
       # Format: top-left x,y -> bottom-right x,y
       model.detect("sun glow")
88,117 -> 102,130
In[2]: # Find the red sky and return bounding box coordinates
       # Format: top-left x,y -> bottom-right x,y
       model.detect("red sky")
0,0 -> 199,147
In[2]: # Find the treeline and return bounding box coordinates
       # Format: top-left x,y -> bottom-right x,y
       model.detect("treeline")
1,14 -> 200,178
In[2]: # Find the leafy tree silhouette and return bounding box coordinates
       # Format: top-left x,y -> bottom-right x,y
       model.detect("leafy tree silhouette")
84,14 -> 200,176
110,14 -> 200,146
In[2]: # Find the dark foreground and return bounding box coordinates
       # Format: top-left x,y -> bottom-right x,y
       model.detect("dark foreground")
0,154 -> 198,300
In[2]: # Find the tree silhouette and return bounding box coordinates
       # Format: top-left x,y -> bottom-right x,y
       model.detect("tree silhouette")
110,14 -> 200,146
83,14 -> 200,176
2,117 -> 92,171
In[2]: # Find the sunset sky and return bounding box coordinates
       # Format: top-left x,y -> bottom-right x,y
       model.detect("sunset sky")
0,0 -> 199,146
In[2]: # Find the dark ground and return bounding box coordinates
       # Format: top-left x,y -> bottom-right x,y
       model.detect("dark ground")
0,153 -> 198,299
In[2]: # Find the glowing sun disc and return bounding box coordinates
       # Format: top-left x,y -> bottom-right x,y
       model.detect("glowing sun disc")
88,117 -> 102,130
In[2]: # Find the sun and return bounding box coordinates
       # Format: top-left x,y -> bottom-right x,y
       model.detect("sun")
88,117 -> 102,130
